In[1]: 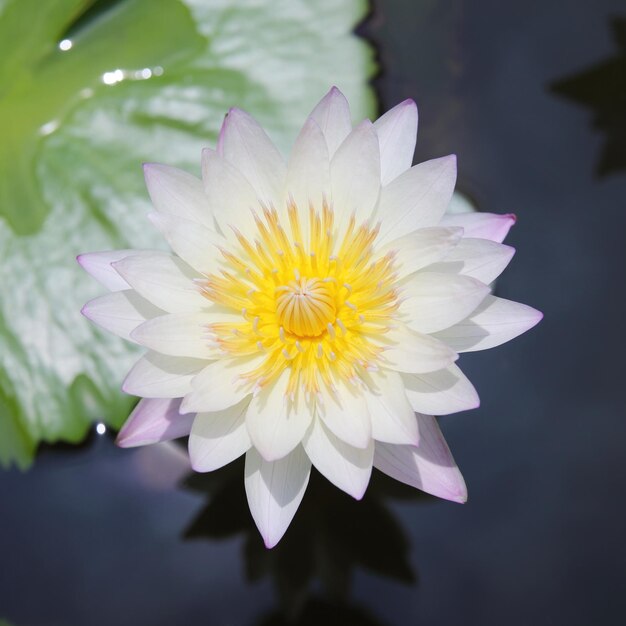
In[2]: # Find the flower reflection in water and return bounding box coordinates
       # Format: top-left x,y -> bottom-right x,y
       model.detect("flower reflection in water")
182,457 -> 429,623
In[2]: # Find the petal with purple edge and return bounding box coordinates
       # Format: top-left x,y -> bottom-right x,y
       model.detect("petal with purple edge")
374,414 -> 467,503
77,250 -> 154,292
432,295 -> 543,353
374,98 -> 418,185
217,108 -> 286,208
81,290 -> 162,342
440,211 -> 516,243
244,445 -> 311,548
309,86 -> 352,158
116,398 -> 194,448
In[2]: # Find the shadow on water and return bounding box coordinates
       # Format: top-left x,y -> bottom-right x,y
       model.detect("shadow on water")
550,16 -> 626,177
181,457 -> 429,624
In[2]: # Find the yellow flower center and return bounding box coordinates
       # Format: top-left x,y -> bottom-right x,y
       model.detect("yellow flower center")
198,200 -> 399,400
275,275 -> 336,337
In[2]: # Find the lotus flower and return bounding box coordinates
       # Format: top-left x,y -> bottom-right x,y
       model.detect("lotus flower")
79,87 -> 542,547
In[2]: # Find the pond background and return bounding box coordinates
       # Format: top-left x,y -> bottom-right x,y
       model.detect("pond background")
2,0 -> 626,624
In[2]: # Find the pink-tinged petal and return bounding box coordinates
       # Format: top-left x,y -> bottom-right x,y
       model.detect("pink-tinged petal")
130,312 -> 230,359
400,272 -> 491,334
374,414 -> 467,503
81,290 -> 162,342
373,99 -> 418,185
217,108 -> 286,208
428,238 -> 515,284
377,155 -> 458,245
375,324 -> 458,374
201,148 -> 262,242
330,119 -> 381,233
245,370 -> 312,462
440,211 -> 516,243
378,226 -> 463,279
77,250 -> 153,291
112,252 -> 206,313
143,163 -> 212,228
189,398 -> 252,472
116,398 -> 194,448
317,381 -> 371,449
401,365 -> 480,416
303,417 -> 373,499
244,445 -> 311,548
180,355 -> 263,414
432,295 -> 543,353
309,86 -> 352,158
286,116 -> 331,222
123,352 -> 207,398
364,369 -> 419,445
148,212 -> 222,275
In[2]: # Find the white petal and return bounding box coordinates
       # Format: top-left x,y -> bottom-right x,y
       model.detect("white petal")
377,155 -> 457,246
317,381 -> 371,448
428,238 -> 515,284
122,352 -> 207,397
374,414 -> 467,502
201,148 -> 262,241
285,116 -> 331,222
180,356 -> 260,413
148,212 -> 222,275
376,324 -> 458,374
400,272 -> 490,334
364,369 -> 419,445
112,252 -> 207,313
217,108 -> 286,207
433,295 -> 543,353
130,312 -> 230,359
402,365 -> 479,416
303,417 -> 373,499
245,445 -> 311,548
188,397 -> 252,472
373,99 -> 418,185
77,250 -> 153,292
143,163 -> 211,227
309,86 -> 352,158
378,227 -> 463,279
330,120 -> 381,233
81,290 -> 162,342
440,211 -> 516,243
246,370 -> 313,462
116,398 -> 194,448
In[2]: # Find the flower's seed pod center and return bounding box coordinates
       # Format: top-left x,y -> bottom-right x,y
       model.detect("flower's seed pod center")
275,276 -> 336,337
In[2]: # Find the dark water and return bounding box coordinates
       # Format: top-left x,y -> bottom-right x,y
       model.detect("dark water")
2,1 -> 626,624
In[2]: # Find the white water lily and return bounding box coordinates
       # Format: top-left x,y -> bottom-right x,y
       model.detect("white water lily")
79,87 -> 541,547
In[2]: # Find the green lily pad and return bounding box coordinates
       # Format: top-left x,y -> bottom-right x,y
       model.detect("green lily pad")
0,0 -> 376,468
